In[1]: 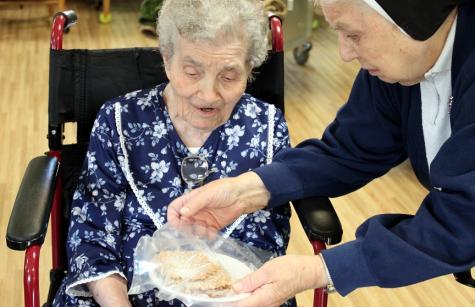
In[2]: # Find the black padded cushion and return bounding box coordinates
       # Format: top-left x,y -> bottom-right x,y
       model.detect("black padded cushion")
6,156 -> 59,250
61,143 -> 89,219
247,51 -> 285,113
292,196 -> 343,245
43,268 -> 67,306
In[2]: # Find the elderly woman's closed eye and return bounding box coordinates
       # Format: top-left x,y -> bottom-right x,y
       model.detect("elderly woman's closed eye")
161,36 -> 250,144
52,1 -> 296,307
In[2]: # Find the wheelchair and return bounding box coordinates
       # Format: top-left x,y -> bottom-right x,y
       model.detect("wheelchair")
5,9 -> 341,307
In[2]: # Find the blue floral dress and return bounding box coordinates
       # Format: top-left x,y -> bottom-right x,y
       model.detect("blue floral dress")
53,83 -> 296,306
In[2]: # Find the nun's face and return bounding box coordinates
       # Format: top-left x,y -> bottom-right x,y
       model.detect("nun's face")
322,2 -> 453,86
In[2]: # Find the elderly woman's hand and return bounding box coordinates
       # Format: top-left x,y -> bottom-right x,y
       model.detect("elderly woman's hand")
167,172 -> 270,233
88,274 -> 131,307
233,255 -> 328,307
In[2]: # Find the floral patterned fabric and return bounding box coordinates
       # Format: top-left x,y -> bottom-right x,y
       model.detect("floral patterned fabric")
53,83 -> 295,306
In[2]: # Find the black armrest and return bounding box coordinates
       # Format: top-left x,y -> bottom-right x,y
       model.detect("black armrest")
292,197 -> 343,245
6,156 -> 59,250
454,270 -> 475,288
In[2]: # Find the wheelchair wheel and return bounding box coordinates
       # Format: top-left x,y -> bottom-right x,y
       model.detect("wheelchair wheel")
293,42 -> 313,66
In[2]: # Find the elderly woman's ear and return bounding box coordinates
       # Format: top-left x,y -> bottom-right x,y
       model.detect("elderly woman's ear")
161,52 -> 172,80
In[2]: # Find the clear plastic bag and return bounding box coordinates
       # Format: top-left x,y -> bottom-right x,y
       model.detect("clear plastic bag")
129,224 -> 272,306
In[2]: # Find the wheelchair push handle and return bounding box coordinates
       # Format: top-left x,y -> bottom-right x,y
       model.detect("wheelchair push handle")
51,10 -> 78,50
268,13 -> 284,53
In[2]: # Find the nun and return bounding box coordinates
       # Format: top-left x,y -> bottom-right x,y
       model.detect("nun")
166,0 -> 475,305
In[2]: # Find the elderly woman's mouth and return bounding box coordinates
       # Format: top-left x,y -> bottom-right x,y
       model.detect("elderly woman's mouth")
197,107 -> 219,115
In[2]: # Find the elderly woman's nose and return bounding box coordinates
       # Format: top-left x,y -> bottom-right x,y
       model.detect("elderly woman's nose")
338,33 -> 358,62
198,78 -> 220,102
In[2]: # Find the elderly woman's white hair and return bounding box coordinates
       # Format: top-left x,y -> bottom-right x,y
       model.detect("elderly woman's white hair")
157,0 -> 269,70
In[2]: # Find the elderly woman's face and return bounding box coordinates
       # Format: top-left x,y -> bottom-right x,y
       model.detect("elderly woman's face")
163,36 -> 249,131
322,2 -> 447,86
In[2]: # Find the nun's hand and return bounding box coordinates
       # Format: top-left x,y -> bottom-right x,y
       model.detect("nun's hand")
233,255 -> 328,307
167,172 -> 270,234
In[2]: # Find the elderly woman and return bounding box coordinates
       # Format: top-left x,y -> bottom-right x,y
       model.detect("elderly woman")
52,0 -> 295,306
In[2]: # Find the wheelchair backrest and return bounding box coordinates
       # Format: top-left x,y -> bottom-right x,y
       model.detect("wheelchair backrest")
48,47 -> 284,146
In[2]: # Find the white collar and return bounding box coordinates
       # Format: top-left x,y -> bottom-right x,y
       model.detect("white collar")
424,16 -> 457,80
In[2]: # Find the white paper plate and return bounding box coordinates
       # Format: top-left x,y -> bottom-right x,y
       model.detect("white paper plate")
151,252 -> 252,304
